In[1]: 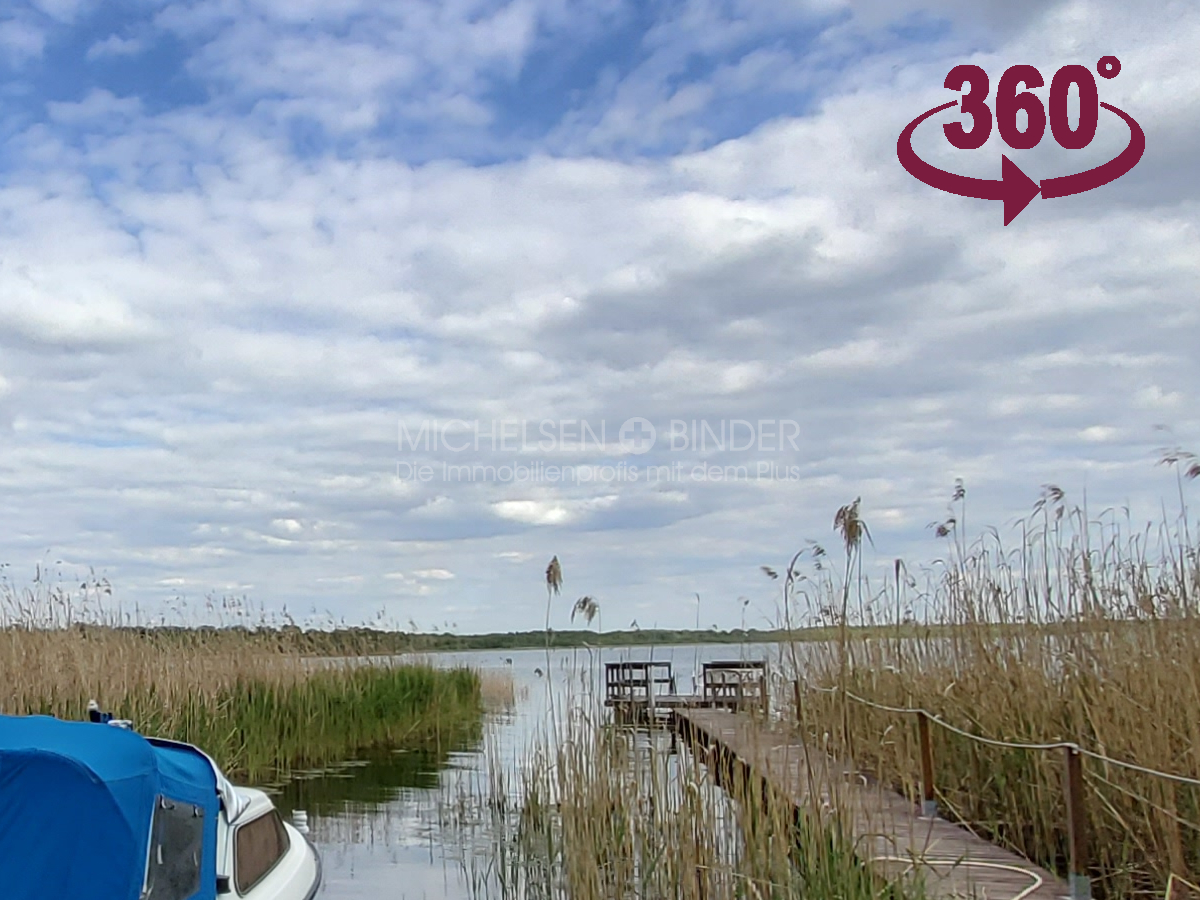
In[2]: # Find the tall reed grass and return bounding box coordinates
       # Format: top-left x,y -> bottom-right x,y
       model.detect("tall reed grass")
442,702 -> 920,900
1,574 -> 482,780
433,553 -> 923,900
783,473 -> 1200,899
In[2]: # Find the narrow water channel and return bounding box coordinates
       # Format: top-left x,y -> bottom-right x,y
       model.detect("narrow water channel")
268,644 -> 779,900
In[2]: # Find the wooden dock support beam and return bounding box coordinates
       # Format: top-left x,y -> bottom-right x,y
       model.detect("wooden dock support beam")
918,710 -> 937,818
1064,745 -> 1091,900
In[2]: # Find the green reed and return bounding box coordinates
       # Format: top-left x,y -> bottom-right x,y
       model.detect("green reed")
1,579 -> 483,780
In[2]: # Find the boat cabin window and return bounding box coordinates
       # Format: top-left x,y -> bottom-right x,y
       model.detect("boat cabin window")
142,795 -> 205,900
234,810 -> 291,894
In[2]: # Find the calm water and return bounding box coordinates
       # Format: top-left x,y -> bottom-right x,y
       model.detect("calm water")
269,643 -> 783,900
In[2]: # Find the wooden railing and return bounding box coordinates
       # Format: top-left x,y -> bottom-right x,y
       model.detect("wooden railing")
604,661 -> 676,708
794,679 -> 1200,900
702,661 -> 768,713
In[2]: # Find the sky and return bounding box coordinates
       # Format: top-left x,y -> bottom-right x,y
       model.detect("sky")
0,0 -> 1197,633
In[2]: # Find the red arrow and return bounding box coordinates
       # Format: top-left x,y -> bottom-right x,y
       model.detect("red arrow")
1040,102 -> 1144,199
897,101 -> 1041,224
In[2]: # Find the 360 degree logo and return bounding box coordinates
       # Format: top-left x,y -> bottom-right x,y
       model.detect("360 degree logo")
897,57 -> 1144,225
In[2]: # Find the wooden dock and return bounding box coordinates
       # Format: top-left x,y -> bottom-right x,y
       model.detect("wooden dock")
675,708 -> 1069,900
603,660 -> 771,723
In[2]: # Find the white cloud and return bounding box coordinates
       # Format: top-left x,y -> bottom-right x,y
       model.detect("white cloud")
413,568 -> 455,580
1080,426 -> 1119,443
492,500 -> 574,526
494,550 -> 534,563
0,0 -> 1197,632
491,495 -> 619,526
315,574 -> 365,584
0,17 -> 45,67
47,89 -> 144,124
1135,385 -> 1184,410
30,0 -> 93,23
85,35 -> 146,60
151,0 -> 545,138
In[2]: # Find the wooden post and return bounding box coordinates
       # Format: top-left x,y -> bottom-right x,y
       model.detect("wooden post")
1064,745 -> 1091,900
792,679 -> 802,726
647,664 -> 657,719
918,711 -> 936,818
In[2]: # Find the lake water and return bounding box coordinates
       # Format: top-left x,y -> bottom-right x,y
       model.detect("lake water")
271,643 -> 784,900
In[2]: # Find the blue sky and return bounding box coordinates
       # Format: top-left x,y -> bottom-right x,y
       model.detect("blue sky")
1,0 -> 1198,632
5,3 -> 819,159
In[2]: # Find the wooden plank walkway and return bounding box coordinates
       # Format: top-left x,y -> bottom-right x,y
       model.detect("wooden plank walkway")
675,709 -> 1068,900
604,693 -> 716,709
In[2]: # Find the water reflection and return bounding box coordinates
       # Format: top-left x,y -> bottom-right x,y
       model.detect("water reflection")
275,748 -> 446,813
265,644 -> 782,899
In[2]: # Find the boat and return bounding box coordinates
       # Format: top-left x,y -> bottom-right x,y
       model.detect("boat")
0,710 -> 321,900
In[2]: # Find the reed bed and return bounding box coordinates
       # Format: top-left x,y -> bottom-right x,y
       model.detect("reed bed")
441,704 -> 918,900
782,477 -> 1200,899
1,576 -> 482,780
479,668 -> 524,712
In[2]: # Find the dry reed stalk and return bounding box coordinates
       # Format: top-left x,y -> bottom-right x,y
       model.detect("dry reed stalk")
442,699 -> 914,900
478,669 -> 521,710
781,477 -> 1200,899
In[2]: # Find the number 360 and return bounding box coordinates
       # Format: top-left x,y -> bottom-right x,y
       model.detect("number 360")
943,64 -> 1100,152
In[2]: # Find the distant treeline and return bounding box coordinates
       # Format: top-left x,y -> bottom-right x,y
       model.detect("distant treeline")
51,623 -> 804,653
42,622 -> 938,654
404,627 -> 800,651
12,620 -> 1111,655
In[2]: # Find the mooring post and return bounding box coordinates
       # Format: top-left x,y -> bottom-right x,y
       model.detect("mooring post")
1064,745 -> 1091,900
918,710 -> 937,818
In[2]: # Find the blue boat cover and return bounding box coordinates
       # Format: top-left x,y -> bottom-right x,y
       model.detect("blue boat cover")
0,714 -> 219,900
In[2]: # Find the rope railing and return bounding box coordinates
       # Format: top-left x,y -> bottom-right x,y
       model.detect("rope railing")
795,678 -> 1200,900
804,680 -> 1200,786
